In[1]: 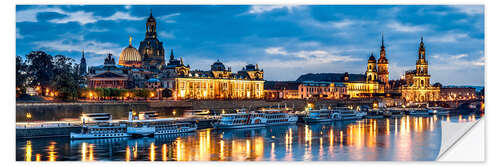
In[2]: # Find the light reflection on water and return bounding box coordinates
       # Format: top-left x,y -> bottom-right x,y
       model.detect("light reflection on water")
17,114 -> 479,161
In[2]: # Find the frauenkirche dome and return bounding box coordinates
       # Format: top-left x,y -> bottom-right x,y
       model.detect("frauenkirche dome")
119,36 -> 142,68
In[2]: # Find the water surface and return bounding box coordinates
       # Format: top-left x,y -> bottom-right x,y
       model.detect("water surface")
16,114 -> 480,161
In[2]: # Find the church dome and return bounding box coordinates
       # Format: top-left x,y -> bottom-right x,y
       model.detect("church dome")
211,60 -> 226,71
119,38 -> 142,67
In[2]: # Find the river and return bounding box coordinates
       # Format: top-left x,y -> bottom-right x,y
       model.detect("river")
16,114 -> 481,161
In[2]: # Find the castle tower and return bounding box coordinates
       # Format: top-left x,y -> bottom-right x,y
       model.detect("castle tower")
366,53 -> 378,82
79,49 -> 87,75
377,34 -> 389,88
415,36 -> 430,87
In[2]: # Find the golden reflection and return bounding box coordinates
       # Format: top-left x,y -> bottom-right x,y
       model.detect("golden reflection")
81,142 -> 87,161
133,142 -> 138,160
25,140 -> 32,161
176,138 -> 183,161
162,144 -> 167,161
89,144 -> 94,161
219,140 -> 224,160
35,154 -> 41,162
270,142 -> 276,161
125,146 -> 130,162
47,142 -> 56,161
386,119 -> 390,135
149,142 -> 156,161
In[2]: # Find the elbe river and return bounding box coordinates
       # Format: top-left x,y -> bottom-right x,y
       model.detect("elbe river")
16,114 -> 480,161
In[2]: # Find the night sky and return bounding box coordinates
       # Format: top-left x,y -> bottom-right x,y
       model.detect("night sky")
16,5 -> 484,86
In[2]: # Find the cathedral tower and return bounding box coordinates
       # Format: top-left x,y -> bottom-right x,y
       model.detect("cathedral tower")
79,49 -> 87,75
366,53 -> 378,82
139,10 -> 165,71
377,34 -> 389,88
415,37 -> 430,87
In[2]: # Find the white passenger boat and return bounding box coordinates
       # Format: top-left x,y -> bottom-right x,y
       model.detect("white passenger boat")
334,107 -> 364,120
70,113 -> 130,140
212,111 -> 267,129
261,109 -> 298,126
127,111 -> 197,136
303,109 -> 340,123
427,107 -> 451,115
409,109 -> 430,116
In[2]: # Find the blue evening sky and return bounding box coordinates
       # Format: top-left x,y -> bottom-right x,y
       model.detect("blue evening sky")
16,5 -> 484,86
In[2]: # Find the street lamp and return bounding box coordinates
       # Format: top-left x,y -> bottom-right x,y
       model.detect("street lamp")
26,113 -> 32,127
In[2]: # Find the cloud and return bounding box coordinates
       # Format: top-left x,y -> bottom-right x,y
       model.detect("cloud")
16,28 -> 23,39
49,10 -> 98,25
431,53 -> 484,70
387,21 -> 427,32
32,33 -> 122,58
427,33 -> 469,43
101,11 -> 144,21
158,31 -> 175,39
17,7 -> 144,25
157,13 -> 181,23
16,7 -> 65,22
247,5 -> 299,14
264,47 -> 361,68
451,5 -> 484,16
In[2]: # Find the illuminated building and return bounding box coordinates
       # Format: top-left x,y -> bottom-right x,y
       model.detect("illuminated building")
264,81 -> 300,99
163,55 -> 264,100
377,35 -> 389,89
118,36 -> 142,68
401,37 -> 440,102
298,81 -> 346,99
87,54 -> 129,89
439,86 -> 477,101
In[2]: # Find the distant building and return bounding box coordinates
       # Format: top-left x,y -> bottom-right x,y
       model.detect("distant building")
439,86 -> 476,101
264,81 -> 300,99
298,81 -> 346,99
87,54 -> 129,89
118,36 -> 142,68
79,50 -> 87,76
297,71 -> 381,98
400,37 -> 440,102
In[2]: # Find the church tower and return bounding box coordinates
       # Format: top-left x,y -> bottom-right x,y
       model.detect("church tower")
415,37 -> 430,88
366,53 -> 378,82
139,10 -> 166,71
79,49 -> 87,76
377,34 -> 389,88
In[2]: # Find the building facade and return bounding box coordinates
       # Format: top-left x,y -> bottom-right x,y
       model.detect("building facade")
264,81 -> 300,99
163,55 -> 264,100
439,86 -> 477,101
401,37 -> 440,102
298,81 -> 346,99
87,54 -> 129,89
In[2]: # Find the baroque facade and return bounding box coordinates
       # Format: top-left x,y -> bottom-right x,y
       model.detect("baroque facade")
400,37 -> 440,102
163,55 -> 264,100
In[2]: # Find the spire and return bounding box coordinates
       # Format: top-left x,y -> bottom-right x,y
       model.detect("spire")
82,49 -> 85,59
180,57 -> 184,65
170,49 -> 174,60
129,36 -> 132,46
150,9 -> 153,17
381,32 -> 385,48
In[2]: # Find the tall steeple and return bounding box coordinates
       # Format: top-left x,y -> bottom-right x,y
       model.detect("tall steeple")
170,49 -> 174,61
418,36 -> 426,61
145,9 -> 157,39
79,49 -> 87,75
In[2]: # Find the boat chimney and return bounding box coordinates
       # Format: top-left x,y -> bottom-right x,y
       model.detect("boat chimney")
128,109 -> 133,121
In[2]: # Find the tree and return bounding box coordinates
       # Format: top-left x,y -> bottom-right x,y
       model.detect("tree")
16,56 -> 28,96
25,51 -> 54,96
52,55 -> 79,101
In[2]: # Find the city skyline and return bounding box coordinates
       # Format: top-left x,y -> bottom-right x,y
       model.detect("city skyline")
16,5 -> 484,86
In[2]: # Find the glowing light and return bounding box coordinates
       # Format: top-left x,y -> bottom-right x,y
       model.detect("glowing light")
25,140 -> 32,161
149,142 -> 156,161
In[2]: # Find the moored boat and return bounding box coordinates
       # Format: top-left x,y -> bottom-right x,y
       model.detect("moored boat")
70,113 -> 130,140
212,111 -> 267,129
261,109 -> 298,126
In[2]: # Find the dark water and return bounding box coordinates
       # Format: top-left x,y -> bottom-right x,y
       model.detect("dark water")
16,114 -> 480,161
